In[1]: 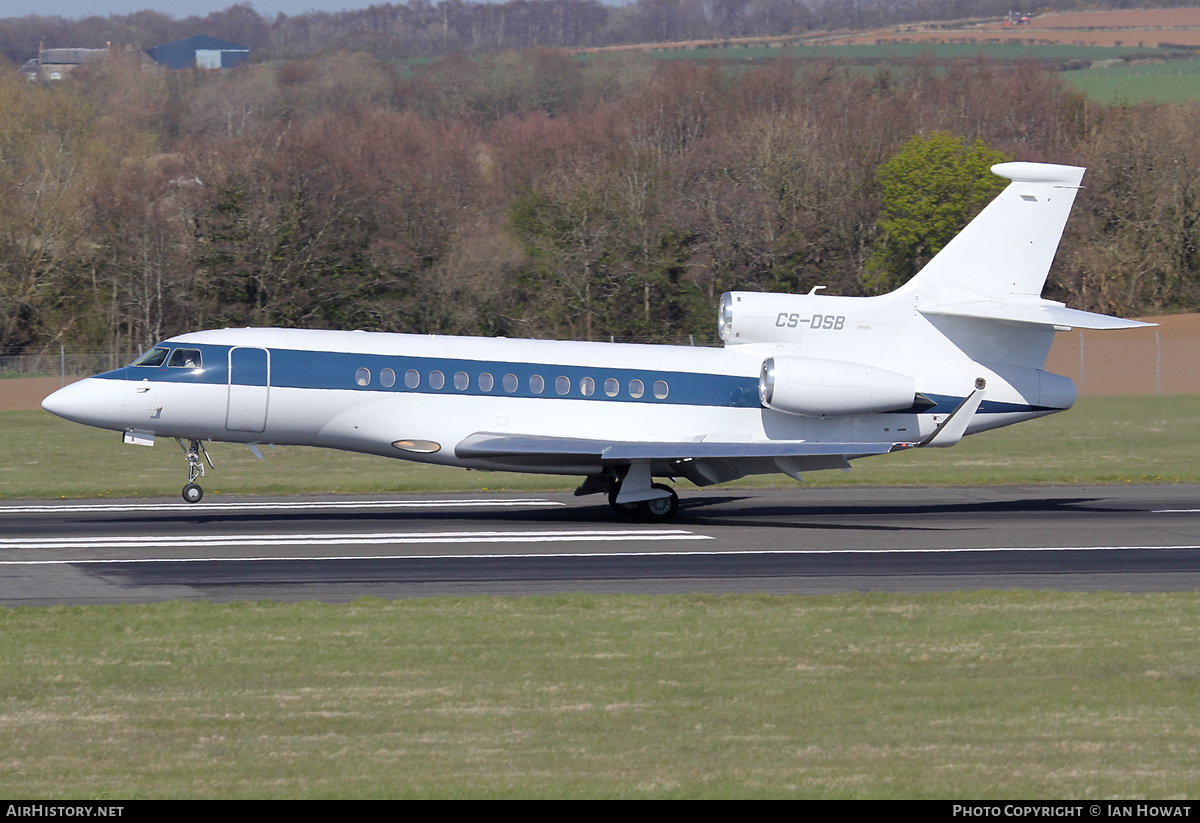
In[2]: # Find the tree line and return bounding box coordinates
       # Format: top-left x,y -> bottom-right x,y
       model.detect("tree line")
2,48 -> 1198,360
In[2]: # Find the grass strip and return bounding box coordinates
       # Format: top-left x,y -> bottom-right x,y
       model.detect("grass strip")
1,591 -> 1197,798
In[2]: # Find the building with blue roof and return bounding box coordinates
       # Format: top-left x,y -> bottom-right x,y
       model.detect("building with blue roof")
146,35 -> 249,70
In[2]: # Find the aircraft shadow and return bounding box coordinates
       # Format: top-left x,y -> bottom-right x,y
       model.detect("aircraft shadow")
74,493 -> 1119,535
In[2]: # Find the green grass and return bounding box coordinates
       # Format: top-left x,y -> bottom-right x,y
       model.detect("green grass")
1,591 -> 1197,798
1064,60 -> 1200,103
3,395 -> 1198,499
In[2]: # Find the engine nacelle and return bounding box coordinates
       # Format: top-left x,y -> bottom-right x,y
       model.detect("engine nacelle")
759,356 -> 917,417
719,290 -> 862,346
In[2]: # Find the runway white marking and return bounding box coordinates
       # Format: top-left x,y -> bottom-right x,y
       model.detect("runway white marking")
0,499 -> 563,515
0,529 -> 713,556
1,543 -> 1198,566
1153,509 -> 1200,513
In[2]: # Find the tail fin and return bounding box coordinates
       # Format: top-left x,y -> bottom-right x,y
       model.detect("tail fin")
890,162 -> 1147,330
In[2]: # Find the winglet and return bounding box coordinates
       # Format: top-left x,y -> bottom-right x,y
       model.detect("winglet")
919,389 -> 985,448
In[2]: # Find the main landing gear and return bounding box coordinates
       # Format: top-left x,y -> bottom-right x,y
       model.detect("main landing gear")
595,464 -> 680,521
574,469 -> 680,520
608,483 -> 679,521
177,438 -> 214,503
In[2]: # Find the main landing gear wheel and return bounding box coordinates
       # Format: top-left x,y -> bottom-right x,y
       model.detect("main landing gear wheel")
639,484 -> 679,521
608,487 -> 641,517
182,483 -> 203,504
608,483 -> 680,521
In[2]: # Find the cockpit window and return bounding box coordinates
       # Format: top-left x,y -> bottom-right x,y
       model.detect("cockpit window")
167,349 -> 202,369
131,348 -> 169,367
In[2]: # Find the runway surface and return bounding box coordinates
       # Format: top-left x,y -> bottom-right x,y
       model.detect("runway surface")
3,485 -> 1200,605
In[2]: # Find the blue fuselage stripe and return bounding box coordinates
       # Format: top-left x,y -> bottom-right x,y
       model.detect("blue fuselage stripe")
99,343 -> 763,408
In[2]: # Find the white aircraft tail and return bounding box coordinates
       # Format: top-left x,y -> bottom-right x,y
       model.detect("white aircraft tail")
891,162 -> 1148,332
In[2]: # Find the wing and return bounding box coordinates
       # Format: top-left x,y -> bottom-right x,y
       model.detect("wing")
456,432 -> 899,461
454,432 -> 903,485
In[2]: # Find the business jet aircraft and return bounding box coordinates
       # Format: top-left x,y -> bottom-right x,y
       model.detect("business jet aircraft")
43,162 -> 1148,519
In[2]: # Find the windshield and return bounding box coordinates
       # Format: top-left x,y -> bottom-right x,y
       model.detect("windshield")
130,347 -> 169,367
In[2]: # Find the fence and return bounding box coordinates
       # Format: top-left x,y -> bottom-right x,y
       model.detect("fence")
1045,314 -> 1200,396
0,349 -> 133,384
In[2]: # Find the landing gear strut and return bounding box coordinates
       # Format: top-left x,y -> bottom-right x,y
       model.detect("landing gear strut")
177,438 -> 214,503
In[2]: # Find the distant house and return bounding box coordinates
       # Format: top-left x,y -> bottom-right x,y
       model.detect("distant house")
20,47 -> 110,81
146,35 -> 250,71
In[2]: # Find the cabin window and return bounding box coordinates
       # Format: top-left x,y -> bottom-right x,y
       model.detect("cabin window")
380,368 -> 396,388
131,348 -> 169,367
654,380 -> 669,399
503,374 -> 518,393
530,375 -> 545,394
580,377 -> 595,397
405,369 -> 420,389
556,376 -> 570,395
479,373 -> 494,392
356,368 -> 371,387
167,348 -> 202,368
604,378 -> 619,397
454,371 -> 469,390
429,370 -> 445,390
628,379 -> 644,399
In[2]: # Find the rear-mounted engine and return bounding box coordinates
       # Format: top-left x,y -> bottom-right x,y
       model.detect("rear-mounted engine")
759,356 -> 917,417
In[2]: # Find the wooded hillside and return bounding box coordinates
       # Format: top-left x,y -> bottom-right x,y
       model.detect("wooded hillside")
2,48 -> 1198,358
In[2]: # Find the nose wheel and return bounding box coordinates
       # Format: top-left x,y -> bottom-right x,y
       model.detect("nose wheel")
177,438 -> 214,503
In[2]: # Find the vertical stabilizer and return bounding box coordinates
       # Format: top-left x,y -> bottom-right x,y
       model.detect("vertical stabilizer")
891,162 -> 1085,308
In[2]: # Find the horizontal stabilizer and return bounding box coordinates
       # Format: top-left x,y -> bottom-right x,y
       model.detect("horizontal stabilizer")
921,300 -> 1153,330
456,432 -> 900,463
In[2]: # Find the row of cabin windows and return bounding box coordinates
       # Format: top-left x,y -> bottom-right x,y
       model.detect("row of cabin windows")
127,348 -> 669,400
354,367 -> 669,400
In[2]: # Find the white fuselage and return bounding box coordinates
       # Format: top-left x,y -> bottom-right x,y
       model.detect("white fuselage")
43,289 -> 1073,481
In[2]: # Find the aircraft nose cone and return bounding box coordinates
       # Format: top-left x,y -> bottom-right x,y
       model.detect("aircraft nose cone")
41,378 -> 126,431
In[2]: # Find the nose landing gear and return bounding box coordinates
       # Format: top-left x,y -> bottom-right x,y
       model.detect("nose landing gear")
176,438 -> 214,503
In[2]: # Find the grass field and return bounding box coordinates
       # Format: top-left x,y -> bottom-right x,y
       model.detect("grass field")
1063,60 -> 1200,104
584,43 -> 1200,103
5,590 -> 1198,798
581,43 -> 1176,63
3,395 -> 1198,500
1,591 -> 1198,798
